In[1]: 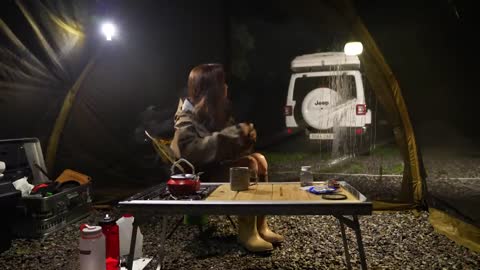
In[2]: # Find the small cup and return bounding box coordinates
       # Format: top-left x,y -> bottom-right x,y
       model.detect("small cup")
230,167 -> 250,191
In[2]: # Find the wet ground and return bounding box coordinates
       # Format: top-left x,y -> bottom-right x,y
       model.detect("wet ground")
264,122 -> 480,226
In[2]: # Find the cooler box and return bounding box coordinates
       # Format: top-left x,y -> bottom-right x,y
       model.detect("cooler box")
0,138 -> 92,238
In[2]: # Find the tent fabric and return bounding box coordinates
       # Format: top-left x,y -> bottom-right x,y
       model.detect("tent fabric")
1,0 -> 95,177
45,53 -> 97,172
334,0 -> 477,250
429,208 -> 480,252
334,0 -> 427,206
1,0 -> 477,251
1,0 -> 228,188
372,201 -> 416,211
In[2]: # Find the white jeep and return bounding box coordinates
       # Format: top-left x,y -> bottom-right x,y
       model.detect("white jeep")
284,52 -> 372,154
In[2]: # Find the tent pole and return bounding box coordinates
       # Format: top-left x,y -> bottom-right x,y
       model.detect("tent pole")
355,19 -> 425,204
333,0 -> 426,206
45,54 -> 98,173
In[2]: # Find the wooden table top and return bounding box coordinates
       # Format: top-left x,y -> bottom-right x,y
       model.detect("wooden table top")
206,182 -> 358,202
119,182 -> 371,215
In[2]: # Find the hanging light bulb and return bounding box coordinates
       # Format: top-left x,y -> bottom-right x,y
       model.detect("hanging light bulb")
344,42 -> 363,56
101,22 -> 116,41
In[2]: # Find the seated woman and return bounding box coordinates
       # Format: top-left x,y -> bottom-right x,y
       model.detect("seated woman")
170,63 -> 283,252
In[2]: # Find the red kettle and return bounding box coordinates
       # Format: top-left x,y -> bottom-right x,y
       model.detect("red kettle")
167,158 -> 201,196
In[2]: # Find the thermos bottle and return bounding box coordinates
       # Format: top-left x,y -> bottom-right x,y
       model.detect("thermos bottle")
79,225 -> 106,270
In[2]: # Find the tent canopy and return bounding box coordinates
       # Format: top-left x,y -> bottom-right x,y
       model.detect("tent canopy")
0,0 -> 478,251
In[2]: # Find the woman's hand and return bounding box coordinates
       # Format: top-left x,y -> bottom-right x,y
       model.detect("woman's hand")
248,126 -> 257,142
238,123 -> 257,143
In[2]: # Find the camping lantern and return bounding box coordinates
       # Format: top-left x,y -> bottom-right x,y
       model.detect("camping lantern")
344,42 -> 363,56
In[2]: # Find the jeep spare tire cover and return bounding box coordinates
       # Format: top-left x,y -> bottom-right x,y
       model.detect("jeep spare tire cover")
301,87 -> 340,130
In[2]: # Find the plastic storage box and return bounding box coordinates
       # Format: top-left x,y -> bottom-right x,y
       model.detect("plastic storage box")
0,138 -> 92,238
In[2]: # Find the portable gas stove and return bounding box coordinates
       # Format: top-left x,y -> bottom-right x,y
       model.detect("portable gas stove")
124,182 -> 218,201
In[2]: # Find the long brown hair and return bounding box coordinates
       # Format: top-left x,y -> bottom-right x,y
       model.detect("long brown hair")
187,63 -> 229,131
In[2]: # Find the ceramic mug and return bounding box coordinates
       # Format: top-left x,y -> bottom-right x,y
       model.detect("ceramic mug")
230,167 -> 250,191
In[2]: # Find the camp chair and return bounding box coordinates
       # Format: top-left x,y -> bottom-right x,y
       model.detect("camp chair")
144,130 -> 184,173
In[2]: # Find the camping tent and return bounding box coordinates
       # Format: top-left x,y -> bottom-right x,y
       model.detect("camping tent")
0,0 -> 478,251
1,0 -> 228,200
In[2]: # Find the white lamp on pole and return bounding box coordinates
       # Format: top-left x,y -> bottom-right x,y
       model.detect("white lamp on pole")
344,42 -> 363,56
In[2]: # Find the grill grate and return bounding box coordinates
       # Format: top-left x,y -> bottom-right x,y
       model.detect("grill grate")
135,184 -> 219,201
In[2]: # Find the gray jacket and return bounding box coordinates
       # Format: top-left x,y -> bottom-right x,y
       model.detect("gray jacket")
170,99 -> 253,168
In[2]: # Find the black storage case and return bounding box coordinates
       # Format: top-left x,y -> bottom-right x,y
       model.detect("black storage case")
0,138 -> 92,238
0,181 -> 21,252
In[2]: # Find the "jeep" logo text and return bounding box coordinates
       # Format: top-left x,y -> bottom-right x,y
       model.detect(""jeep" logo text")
315,100 -> 329,106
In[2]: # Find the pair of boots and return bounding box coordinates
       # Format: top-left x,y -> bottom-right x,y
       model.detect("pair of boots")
237,215 -> 284,252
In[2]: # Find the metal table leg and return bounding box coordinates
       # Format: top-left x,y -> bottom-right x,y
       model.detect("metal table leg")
226,215 -> 236,230
127,219 -> 140,270
166,216 -> 184,239
338,219 -> 352,270
335,215 -> 368,270
156,215 -> 168,269
353,215 -> 367,270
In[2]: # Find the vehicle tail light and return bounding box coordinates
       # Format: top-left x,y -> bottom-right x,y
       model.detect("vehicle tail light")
284,105 -> 293,116
356,104 -> 367,115
355,128 -> 364,135
287,128 -> 293,134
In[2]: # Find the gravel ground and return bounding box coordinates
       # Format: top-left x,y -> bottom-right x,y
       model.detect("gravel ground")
268,139 -> 480,225
1,211 -> 478,270
2,135 -> 479,269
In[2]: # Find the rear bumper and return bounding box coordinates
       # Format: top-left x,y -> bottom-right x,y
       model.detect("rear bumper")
305,126 -> 370,140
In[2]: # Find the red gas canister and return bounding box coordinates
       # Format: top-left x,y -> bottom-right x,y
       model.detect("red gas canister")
99,214 -> 119,270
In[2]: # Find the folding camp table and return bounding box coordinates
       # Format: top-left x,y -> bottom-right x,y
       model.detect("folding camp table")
118,181 -> 372,270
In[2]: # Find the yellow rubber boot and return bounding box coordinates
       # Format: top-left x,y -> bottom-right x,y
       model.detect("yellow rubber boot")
257,216 -> 284,245
237,216 -> 273,252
